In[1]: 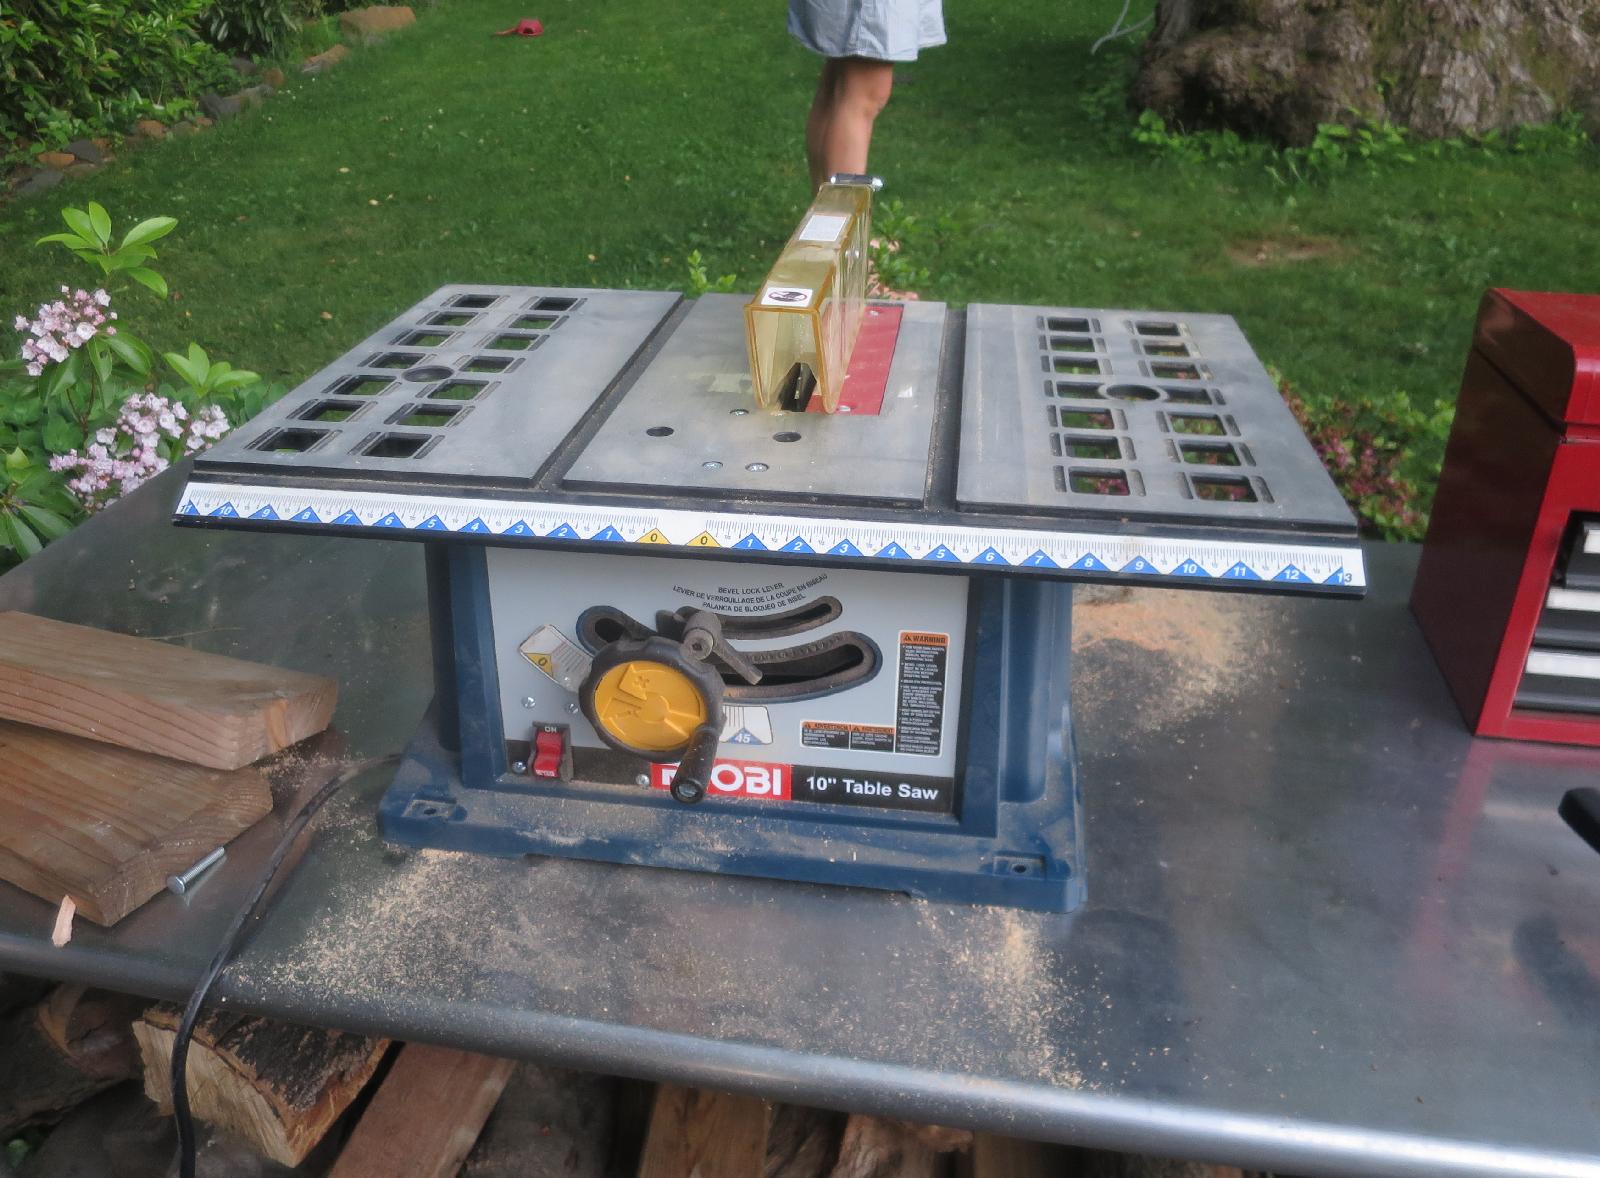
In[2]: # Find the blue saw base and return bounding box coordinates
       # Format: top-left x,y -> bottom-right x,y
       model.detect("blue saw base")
377,551 -> 1085,912
378,706 -> 1084,911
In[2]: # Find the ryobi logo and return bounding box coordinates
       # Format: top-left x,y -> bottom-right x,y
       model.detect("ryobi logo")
651,758 -> 792,801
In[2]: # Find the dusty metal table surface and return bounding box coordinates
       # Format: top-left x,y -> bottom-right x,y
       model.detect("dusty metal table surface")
2,466 -> 1598,1178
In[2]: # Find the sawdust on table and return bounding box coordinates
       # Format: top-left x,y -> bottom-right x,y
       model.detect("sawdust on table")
1072,584 -> 1276,737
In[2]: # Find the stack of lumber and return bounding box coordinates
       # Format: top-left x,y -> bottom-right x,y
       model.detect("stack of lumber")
0,611 -> 336,927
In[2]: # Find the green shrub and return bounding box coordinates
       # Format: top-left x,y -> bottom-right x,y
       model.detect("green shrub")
0,0 -> 233,148
201,0 -> 302,58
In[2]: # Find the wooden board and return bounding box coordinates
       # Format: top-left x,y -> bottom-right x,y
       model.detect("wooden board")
638,1085 -> 771,1178
136,1004 -> 390,1167
0,611 -> 337,770
0,721 -> 272,925
327,1044 -> 515,1178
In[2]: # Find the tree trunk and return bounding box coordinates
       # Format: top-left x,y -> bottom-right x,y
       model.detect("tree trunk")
1134,0 -> 1600,144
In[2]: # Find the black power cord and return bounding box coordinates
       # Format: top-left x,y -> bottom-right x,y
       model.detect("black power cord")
170,755 -> 400,1178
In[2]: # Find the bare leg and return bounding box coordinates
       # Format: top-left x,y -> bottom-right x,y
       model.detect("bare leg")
805,57 -> 894,191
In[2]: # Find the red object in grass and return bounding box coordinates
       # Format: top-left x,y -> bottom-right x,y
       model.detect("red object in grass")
495,18 -> 543,36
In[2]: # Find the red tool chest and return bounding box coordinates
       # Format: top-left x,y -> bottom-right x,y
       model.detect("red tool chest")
1412,288 -> 1600,745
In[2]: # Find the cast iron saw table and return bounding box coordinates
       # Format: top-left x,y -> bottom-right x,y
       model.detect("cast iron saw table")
0,468 -> 1597,1178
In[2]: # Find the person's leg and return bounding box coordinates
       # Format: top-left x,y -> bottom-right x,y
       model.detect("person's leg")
805,58 -> 843,192
809,56 -> 894,190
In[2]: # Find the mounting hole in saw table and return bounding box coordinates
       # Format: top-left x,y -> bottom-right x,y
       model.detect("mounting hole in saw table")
729,408 -> 749,417
773,431 -> 801,443
646,426 -> 674,437
402,365 -> 453,383
746,462 -> 769,473
1105,383 -> 1162,402
702,460 -> 723,469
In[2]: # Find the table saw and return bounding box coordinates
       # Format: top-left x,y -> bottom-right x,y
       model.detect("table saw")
173,255 -> 1361,910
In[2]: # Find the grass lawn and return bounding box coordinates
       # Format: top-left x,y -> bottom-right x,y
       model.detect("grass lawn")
2,0 -> 1597,534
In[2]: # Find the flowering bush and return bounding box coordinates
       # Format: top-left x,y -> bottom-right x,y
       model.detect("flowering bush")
1,201 -> 276,569
1281,378 -> 1453,542
15,287 -> 117,377
50,393 -> 228,512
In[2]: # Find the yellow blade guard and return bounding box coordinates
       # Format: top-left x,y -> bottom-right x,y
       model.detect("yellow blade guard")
744,176 -> 877,414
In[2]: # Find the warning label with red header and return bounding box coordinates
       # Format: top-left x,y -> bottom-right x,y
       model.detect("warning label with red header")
801,721 -> 896,753
895,631 -> 948,756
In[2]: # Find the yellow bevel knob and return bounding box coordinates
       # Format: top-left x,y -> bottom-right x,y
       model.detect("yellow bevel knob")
589,659 -> 710,754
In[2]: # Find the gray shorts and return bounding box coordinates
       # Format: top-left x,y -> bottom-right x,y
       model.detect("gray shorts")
788,0 -> 946,63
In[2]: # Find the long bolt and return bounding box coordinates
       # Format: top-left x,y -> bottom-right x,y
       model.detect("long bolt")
166,847 -> 226,896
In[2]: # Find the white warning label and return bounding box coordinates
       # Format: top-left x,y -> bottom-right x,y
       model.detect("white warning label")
797,212 -> 849,244
760,285 -> 814,308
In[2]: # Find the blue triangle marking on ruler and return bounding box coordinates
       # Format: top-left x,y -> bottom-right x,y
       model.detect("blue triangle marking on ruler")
1068,553 -> 1105,572
502,520 -> 535,537
974,547 -> 1009,565
373,512 -> 405,528
1025,550 -> 1061,569
291,507 -> 322,524
1322,568 -> 1346,585
828,539 -> 863,557
1173,557 -> 1211,578
780,536 -> 815,554
1223,561 -> 1263,581
417,515 -> 449,531
461,517 -> 490,534
248,504 -> 279,521
546,522 -> 580,540
728,729 -> 758,744
208,502 -> 239,518
733,533 -> 768,551
876,542 -> 911,560
331,510 -> 364,526
1272,564 -> 1307,583
1120,555 -> 1155,575
590,525 -> 625,542
179,501 -> 201,516
922,544 -> 960,562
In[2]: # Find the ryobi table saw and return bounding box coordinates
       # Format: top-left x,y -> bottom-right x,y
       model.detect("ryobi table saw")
173,199 -> 1362,911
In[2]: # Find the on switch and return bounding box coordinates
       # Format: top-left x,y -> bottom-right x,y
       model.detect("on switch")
532,727 -> 566,779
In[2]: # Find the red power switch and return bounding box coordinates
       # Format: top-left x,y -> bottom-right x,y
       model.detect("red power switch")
532,728 -> 566,778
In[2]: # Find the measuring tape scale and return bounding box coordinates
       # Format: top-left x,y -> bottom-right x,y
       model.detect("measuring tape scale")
177,480 -> 1366,588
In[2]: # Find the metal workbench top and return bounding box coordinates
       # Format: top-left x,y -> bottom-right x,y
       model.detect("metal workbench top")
1,466 -> 1597,1178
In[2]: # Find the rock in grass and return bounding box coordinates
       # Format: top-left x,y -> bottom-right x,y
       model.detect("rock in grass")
301,44 -> 351,74
339,5 -> 415,40
262,67 -> 286,88
200,91 -> 244,120
133,119 -> 167,139
65,163 -> 98,178
14,169 -> 64,197
171,121 -> 201,137
64,138 -> 105,165
231,54 -> 259,76
36,151 -> 76,170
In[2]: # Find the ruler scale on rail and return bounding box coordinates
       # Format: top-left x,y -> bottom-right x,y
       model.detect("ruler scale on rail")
176,280 -> 1364,911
